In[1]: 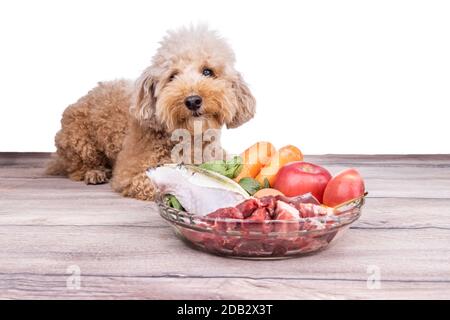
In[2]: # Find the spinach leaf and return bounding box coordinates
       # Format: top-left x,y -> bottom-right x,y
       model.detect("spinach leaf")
199,160 -> 228,176
238,177 -> 261,195
199,156 -> 243,179
263,177 -> 271,189
165,194 -> 184,211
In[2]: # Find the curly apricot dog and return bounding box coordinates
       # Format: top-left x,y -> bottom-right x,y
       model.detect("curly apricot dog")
47,25 -> 256,200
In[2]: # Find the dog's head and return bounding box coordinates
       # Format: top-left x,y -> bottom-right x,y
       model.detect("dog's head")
131,25 -> 256,134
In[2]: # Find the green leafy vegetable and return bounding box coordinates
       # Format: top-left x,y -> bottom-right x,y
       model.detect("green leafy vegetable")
165,194 -> 184,211
199,156 -> 243,179
199,160 -> 228,176
263,178 -> 271,189
225,156 -> 243,178
238,177 -> 261,195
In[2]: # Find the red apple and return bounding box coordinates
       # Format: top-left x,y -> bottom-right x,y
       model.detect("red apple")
273,162 -> 332,202
323,168 -> 365,207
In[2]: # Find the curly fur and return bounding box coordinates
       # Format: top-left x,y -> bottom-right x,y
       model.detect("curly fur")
47,25 -> 256,201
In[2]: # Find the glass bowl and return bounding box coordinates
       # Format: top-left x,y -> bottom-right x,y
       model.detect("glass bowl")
156,194 -> 364,259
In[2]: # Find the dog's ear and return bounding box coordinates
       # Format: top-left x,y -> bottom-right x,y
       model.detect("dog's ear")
131,68 -> 163,129
226,73 -> 256,129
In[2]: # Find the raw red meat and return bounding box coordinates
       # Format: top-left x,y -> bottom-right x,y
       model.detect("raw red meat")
273,200 -> 300,233
241,207 -> 272,234
276,193 -> 320,206
236,198 -> 260,218
207,206 -> 243,219
205,207 -> 243,232
186,194 -> 337,257
259,196 -> 277,218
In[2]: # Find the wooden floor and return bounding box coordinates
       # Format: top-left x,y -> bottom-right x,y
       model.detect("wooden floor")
1,153 -> 449,299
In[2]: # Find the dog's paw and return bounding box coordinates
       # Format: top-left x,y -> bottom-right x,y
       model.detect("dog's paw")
122,172 -> 156,201
84,169 -> 109,185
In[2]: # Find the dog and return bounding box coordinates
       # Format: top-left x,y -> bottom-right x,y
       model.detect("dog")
46,25 -> 256,201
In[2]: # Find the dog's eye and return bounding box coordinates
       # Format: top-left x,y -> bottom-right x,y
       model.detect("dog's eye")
202,68 -> 214,77
169,72 -> 178,82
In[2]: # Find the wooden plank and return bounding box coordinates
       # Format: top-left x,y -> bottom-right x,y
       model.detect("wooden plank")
1,154 -> 450,180
2,153 -> 450,198
0,227 -> 448,282
0,197 -> 449,230
306,154 -> 450,167
0,198 -> 162,227
1,274 -> 449,299
355,198 -> 450,229
2,172 -> 449,199
1,153 -> 449,299
0,152 -> 51,168
2,152 -> 450,166
3,164 -> 450,181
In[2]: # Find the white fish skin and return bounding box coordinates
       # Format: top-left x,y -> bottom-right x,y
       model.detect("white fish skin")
147,164 -> 249,216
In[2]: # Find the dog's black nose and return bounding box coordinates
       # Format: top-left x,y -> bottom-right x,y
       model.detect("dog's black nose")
184,95 -> 202,111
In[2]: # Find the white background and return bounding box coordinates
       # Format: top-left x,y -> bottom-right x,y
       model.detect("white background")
1,0 -> 449,154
